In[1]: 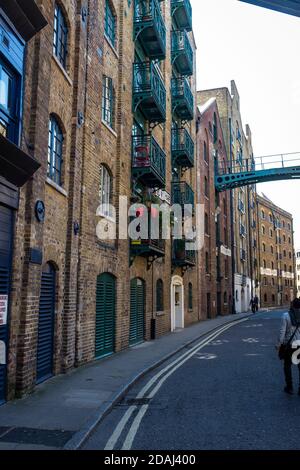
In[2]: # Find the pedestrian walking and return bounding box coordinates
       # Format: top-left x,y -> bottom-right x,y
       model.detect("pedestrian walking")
277,298 -> 300,395
250,296 -> 259,313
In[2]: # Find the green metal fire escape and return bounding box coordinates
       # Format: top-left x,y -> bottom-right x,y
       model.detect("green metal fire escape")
215,152 -> 300,192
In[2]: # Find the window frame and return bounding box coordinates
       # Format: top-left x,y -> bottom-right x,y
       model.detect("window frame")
48,116 -> 64,186
102,75 -> 115,129
53,4 -> 68,69
99,164 -> 113,219
105,0 -> 116,48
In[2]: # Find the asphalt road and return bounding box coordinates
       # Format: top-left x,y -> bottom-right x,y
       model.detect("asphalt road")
83,309 -> 300,450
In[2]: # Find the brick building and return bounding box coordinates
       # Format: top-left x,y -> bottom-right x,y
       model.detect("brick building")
256,193 -> 295,308
198,82 -> 257,314
196,98 -> 232,319
0,0 -> 201,402
296,249 -> 300,297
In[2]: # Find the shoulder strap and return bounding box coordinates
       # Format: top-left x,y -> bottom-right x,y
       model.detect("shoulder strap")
287,325 -> 300,347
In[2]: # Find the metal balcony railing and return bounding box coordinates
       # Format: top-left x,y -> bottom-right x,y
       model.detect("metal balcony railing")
172,239 -> 196,267
132,134 -> 166,188
171,181 -> 194,210
134,0 -> 166,60
171,77 -> 194,121
171,0 -> 192,31
171,128 -> 194,168
171,30 -> 193,76
133,62 -> 166,123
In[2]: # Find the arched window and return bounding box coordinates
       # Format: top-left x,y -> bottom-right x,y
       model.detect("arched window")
48,116 -> 64,185
188,283 -> 193,310
262,225 -> 265,235
262,243 -> 266,252
99,164 -> 112,218
261,210 -> 265,220
271,245 -> 274,254
156,279 -> 164,312
263,259 -> 266,269
53,4 -> 68,69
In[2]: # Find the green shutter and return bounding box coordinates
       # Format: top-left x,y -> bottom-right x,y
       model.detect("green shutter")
130,278 -> 145,346
95,273 -> 116,358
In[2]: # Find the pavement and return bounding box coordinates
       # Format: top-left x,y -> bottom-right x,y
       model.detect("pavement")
83,308 -> 300,451
0,309 -> 273,450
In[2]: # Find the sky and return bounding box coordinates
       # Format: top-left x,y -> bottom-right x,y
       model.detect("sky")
192,0 -> 300,247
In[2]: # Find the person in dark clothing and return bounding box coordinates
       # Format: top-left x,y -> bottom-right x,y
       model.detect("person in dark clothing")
250,296 -> 259,313
277,298 -> 300,395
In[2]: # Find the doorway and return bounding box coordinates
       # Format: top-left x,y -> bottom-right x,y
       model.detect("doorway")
171,276 -> 184,331
36,263 -> 56,384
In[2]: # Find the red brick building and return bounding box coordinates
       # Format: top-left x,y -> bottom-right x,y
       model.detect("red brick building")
197,98 -> 233,319
0,0 -> 200,402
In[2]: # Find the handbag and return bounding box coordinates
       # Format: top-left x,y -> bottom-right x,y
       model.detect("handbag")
278,325 -> 299,360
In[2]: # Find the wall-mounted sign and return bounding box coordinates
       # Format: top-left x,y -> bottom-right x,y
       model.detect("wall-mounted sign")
0,340 -> 6,365
0,295 -> 8,326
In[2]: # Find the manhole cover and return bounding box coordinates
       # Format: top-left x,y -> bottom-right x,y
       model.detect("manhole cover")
118,397 -> 151,407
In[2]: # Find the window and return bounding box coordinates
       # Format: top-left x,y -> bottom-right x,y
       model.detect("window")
203,140 -> 208,162
283,250 -> 286,258
205,213 -> 209,235
156,279 -> 164,312
269,228 -> 273,238
262,243 -> 266,252
225,259 -> 229,277
263,259 -> 266,269
271,245 -> 274,254
102,76 -> 115,129
53,4 -> 68,69
271,262 -> 274,270
264,279 -> 267,287
105,0 -> 116,47
48,116 -> 63,185
288,223 -> 291,231
224,292 -> 228,305
99,165 -> 112,218
213,113 -> 218,143
188,283 -> 193,310
269,213 -> 272,223
261,210 -> 265,220
272,278 -> 275,286
205,252 -> 209,274
204,176 -> 209,197
262,225 -> 265,235
0,59 -> 20,143
289,252 -> 292,259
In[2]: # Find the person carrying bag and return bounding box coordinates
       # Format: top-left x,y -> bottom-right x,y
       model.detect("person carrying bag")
277,298 -> 300,395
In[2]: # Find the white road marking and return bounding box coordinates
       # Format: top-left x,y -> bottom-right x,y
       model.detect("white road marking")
105,317 -> 248,450
104,406 -> 137,450
122,319 -> 248,450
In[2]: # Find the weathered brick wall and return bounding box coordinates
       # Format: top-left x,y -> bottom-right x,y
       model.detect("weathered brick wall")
257,195 -> 295,308
197,100 -> 233,320
6,0 -> 200,399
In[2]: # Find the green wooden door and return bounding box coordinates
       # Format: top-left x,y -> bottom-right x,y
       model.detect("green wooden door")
130,278 -> 145,346
95,273 -> 116,358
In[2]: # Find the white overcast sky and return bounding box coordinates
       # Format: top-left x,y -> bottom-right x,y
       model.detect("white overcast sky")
192,0 -> 300,247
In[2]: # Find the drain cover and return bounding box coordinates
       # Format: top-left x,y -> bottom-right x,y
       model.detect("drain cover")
118,397 -> 151,407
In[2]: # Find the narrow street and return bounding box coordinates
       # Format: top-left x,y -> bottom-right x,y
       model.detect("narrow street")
83,309 -> 300,451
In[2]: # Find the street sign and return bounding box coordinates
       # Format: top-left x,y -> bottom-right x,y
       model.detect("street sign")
0,295 -> 8,326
